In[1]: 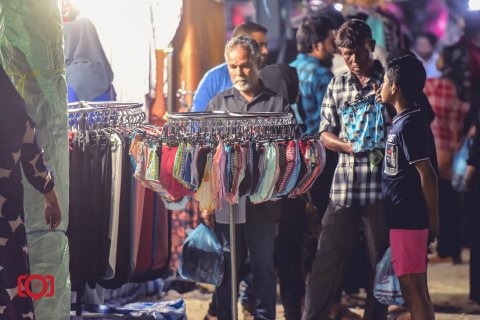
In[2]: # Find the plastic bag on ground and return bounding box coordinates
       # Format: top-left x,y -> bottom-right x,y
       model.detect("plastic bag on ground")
374,247 -> 405,306
118,299 -> 186,320
178,223 -> 224,286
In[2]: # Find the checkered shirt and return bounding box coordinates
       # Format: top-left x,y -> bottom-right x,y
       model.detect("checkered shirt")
319,60 -> 386,207
424,78 -> 470,150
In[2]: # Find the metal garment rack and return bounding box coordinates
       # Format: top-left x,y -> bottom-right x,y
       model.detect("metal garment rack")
68,101 -> 146,131
67,101 -> 145,316
166,111 -> 295,320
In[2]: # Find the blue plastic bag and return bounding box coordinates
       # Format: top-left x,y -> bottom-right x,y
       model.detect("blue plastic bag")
118,299 -> 187,319
374,247 -> 405,306
452,138 -> 471,192
179,223 -> 225,286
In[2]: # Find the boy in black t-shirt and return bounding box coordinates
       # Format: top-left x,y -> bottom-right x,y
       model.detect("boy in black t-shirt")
377,54 -> 439,320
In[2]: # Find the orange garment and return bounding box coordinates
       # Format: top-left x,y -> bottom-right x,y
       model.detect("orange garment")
150,49 -> 167,126
172,0 -> 225,111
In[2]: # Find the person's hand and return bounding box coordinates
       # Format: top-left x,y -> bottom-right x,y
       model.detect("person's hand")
343,141 -> 354,155
428,221 -> 439,244
465,165 -> 476,191
44,190 -> 61,230
200,210 -> 215,229
468,125 -> 477,138
373,83 -> 382,103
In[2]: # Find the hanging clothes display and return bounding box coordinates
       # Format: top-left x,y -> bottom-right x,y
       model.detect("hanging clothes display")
131,112 -> 327,212
67,102 -> 171,316
135,111 -> 325,320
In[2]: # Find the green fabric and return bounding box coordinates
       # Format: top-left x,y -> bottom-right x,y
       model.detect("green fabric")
0,1 -> 70,319
369,149 -> 384,172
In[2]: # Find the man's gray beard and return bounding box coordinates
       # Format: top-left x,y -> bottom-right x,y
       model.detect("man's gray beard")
234,82 -> 252,91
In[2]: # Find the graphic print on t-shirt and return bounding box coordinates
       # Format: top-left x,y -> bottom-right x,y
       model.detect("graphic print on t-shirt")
384,134 -> 398,175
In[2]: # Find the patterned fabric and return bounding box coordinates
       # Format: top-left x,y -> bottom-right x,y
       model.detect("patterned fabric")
197,152 -> 217,211
145,145 -> 159,182
172,142 -> 185,185
212,141 -> 226,210
224,145 -> 233,196
251,143 -> 266,194
142,145 -> 171,197
319,60 -> 386,207
289,140 -> 325,197
273,142 -> 288,195
190,146 -> 201,190
0,113 -> 55,319
238,141 -> 253,197
170,200 -> 199,271
424,78 -> 470,150
250,143 -> 280,204
133,145 -> 146,182
290,53 -> 334,135
339,95 -> 386,153
225,144 -> 245,204
159,146 -> 193,202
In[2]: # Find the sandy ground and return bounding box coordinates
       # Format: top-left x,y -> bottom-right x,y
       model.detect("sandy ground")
170,249 -> 480,320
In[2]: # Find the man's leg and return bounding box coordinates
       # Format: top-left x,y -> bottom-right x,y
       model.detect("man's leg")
303,202 -> 361,320
214,223 -> 248,320
467,186 -> 480,303
276,198 -> 306,320
244,221 -> 277,320
360,202 -> 389,320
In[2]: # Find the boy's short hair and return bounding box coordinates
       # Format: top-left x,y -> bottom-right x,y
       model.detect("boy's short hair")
296,15 -> 336,54
336,19 -> 372,49
385,54 -> 426,104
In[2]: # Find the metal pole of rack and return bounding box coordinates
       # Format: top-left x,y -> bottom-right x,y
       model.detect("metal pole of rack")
229,203 -> 238,320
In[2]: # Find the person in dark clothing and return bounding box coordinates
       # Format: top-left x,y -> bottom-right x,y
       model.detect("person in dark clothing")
203,35 -> 290,320
303,19 -> 389,320
465,119 -> 480,304
0,66 -> 61,319
380,54 -> 438,320
259,63 -> 307,320
64,17 -> 116,102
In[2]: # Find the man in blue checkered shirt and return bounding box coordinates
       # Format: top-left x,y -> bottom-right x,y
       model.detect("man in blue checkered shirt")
302,19 -> 389,320
290,16 -> 336,136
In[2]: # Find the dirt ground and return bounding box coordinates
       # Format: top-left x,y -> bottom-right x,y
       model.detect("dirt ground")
169,249 -> 480,320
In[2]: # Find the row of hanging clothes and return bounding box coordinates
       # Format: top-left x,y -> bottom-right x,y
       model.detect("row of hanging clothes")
67,102 -> 171,314
130,112 -> 327,212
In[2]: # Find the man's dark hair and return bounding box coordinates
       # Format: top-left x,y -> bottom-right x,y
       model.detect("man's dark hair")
416,32 -> 438,47
336,19 -> 372,49
232,22 -> 267,38
296,16 -> 336,54
314,5 -> 346,28
385,55 -> 426,105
